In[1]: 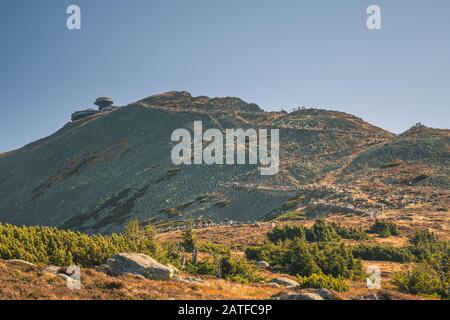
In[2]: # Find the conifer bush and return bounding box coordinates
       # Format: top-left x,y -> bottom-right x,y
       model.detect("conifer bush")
267,220 -> 368,243
296,273 -> 349,292
368,220 -> 400,238
352,244 -> 413,262
246,236 -> 364,279
392,230 -> 450,299
0,220 -> 160,267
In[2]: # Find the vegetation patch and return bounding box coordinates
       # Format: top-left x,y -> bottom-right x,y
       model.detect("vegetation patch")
392,230 -> 449,299
368,220 -> 401,238
0,220 -> 161,267
296,273 -> 349,292
246,220 -> 364,279
352,244 -> 413,262
267,220 -> 368,243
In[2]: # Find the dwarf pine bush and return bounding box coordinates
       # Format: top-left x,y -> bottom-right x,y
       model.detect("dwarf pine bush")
185,253 -> 263,284
0,220 -> 160,267
267,220 -> 368,243
296,273 -> 349,292
352,244 -> 413,262
392,230 -> 450,299
368,220 -> 400,238
246,237 -> 364,279
392,263 -> 449,299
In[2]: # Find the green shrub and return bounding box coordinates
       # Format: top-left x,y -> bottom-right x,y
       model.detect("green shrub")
392,230 -> 450,299
352,244 -> 413,262
185,258 -> 218,276
368,220 -> 400,237
245,241 -> 289,270
246,238 -> 364,279
181,217 -> 197,253
267,220 -> 368,243
218,254 -> 263,284
197,241 -> 231,256
305,220 -> 341,242
285,239 -> 322,276
296,273 -> 349,292
186,254 -> 263,284
162,241 -> 185,269
332,224 -> 369,241
408,230 -> 447,262
267,225 -> 306,243
392,263 -> 449,299
245,246 -> 262,261
0,221 -> 161,267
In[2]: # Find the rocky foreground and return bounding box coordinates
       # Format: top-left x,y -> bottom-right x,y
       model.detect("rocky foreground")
0,254 -> 418,301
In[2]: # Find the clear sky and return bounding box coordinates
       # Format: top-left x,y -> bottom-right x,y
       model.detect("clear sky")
0,0 -> 449,152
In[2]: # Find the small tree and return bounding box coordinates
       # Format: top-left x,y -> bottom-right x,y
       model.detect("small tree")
182,215 -> 197,263
124,219 -> 158,255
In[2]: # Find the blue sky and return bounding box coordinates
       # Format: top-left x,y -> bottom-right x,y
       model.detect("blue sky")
0,0 -> 449,152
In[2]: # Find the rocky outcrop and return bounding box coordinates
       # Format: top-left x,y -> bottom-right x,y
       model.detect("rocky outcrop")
272,292 -> 325,300
105,253 -> 174,280
269,277 -> 299,287
312,288 -> 336,300
256,261 -> 270,268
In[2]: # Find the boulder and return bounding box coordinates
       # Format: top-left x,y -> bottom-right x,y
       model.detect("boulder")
95,264 -> 112,274
256,261 -> 270,268
359,293 -> 379,300
273,292 -> 325,300
313,288 -> 336,300
106,253 -> 173,280
269,277 -> 299,287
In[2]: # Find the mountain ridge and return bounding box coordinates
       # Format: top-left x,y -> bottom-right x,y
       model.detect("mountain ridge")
0,91 -> 448,233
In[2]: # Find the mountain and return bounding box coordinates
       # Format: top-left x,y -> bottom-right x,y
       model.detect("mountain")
0,91 -> 448,233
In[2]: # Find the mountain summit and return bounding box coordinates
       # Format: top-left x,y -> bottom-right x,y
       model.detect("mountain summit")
0,92 -> 448,233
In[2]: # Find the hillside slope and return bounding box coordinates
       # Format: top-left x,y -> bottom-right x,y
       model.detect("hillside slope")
0,92 -> 447,233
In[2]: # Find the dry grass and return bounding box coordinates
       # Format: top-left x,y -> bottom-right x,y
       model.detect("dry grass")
0,260 -> 286,300
158,205 -> 449,248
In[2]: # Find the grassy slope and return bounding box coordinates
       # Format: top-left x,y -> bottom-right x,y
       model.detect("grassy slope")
0,92 -> 398,233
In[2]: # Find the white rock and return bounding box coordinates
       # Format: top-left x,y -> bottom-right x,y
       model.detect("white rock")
269,277 -> 299,287
107,253 -> 173,280
314,288 -> 336,300
256,261 -> 270,268
273,292 -> 325,300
